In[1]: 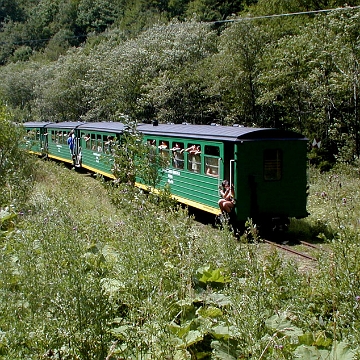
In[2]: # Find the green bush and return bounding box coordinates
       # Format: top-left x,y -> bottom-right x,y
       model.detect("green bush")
1,160 -> 360,358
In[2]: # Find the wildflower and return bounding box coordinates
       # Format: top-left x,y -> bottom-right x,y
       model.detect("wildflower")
321,191 -> 327,198
342,198 -> 347,204
355,296 -> 360,302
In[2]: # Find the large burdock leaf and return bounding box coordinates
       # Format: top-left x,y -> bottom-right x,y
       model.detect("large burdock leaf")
211,340 -> 239,360
183,330 -> 203,347
265,313 -> 303,340
294,342 -> 356,360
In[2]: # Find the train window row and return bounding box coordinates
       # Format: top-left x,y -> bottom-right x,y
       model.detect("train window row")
48,130 -> 114,153
148,139 -> 220,177
50,130 -> 70,145
25,129 -> 40,140
80,132 -> 114,153
31,128 -> 282,182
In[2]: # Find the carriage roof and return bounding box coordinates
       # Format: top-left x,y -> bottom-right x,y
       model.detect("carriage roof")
136,123 -> 306,142
22,121 -> 306,141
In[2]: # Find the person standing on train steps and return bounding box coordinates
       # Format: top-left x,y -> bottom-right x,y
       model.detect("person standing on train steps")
67,130 -> 75,157
218,180 -> 235,213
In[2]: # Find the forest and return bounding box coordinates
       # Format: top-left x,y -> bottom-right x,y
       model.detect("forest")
2,0 -> 360,168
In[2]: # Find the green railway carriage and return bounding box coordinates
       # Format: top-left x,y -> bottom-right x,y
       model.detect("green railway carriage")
45,122 -> 84,165
23,121 -> 308,231
22,122 -> 51,155
138,123 -> 309,228
77,122 -> 126,177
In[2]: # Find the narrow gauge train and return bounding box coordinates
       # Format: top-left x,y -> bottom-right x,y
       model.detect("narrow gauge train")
23,121 -> 309,231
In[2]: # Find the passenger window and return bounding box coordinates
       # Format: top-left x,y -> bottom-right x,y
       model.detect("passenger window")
62,131 -> 67,144
184,144 -> 201,173
158,140 -> 169,151
56,131 -> 61,144
91,134 -> 96,150
171,142 -> 184,169
204,145 -> 220,177
264,149 -> 282,180
82,133 -> 91,149
26,130 -> 35,140
97,134 -> 103,152
104,135 -> 113,153
158,140 -> 169,159
59,131 -> 64,144
51,130 -> 56,143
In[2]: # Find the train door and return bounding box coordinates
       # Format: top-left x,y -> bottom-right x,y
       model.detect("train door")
42,128 -> 49,154
73,135 -> 82,167
220,142 -> 237,214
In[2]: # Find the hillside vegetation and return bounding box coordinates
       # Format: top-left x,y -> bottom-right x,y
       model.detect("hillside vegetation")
1,155 -> 360,359
2,0 -> 360,167
0,117 -> 360,358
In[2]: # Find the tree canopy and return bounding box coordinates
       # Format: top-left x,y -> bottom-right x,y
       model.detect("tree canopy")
2,1 -> 360,166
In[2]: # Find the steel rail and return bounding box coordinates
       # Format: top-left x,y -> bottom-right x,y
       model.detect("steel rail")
264,240 -> 318,262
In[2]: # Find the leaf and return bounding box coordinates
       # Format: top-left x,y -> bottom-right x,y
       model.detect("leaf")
101,278 -> 125,297
294,342 -> 356,360
196,306 -> 223,318
207,293 -> 232,307
168,321 -> 191,338
211,340 -> 239,360
298,332 -> 315,346
314,331 -> 332,348
183,330 -> 203,347
196,266 -> 231,286
0,209 -> 16,222
110,325 -> 130,340
265,313 -> 303,342
174,349 -> 192,360
329,341 -> 356,360
294,345 -> 330,360
211,324 -> 237,340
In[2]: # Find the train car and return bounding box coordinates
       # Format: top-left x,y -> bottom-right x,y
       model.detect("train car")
22,122 -> 51,155
138,123 -> 308,231
22,121 -> 309,231
45,122 -> 84,166
77,122 -> 126,177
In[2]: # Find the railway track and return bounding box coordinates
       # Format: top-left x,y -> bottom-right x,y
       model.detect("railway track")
264,239 -> 319,262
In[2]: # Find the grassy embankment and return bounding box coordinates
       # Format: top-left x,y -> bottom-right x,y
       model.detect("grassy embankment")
1,160 -> 360,359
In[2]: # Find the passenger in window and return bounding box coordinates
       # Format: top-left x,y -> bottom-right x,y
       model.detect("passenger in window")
171,143 -> 183,168
205,157 -> 219,177
218,180 -> 235,213
105,136 -> 113,145
105,136 -> 113,152
84,134 -> 90,142
206,166 -> 218,177
171,143 -> 181,152
158,141 -> 168,150
182,144 -> 201,172
181,144 -> 201,155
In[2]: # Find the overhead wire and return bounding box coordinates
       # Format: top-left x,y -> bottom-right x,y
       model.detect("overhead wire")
211,5 -> 360,24
1,5 -> 360,46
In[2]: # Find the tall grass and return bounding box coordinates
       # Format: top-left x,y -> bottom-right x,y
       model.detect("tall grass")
0,161 -> 360,359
